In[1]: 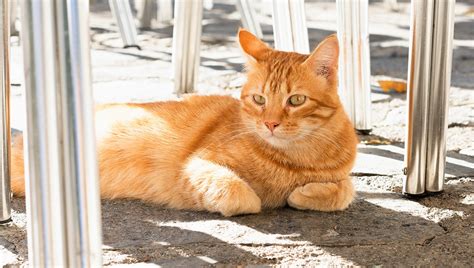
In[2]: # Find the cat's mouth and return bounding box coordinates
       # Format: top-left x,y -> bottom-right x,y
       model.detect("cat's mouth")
261,130 -> 284,139
263,135 -> 287,147
258,131 -> 296,147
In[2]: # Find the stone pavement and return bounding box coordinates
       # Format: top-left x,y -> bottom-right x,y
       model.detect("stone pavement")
1,0 -> 473,266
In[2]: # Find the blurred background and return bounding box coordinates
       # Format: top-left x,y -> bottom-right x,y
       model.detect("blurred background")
10,0 -> 473,150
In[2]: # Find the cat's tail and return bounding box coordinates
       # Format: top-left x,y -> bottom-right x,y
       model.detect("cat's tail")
10,133 -> 26,197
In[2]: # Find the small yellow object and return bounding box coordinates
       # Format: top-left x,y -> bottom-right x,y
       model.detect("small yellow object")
361,139 -> 391,145
463,7 -> 474,16
377,80 -> 407,93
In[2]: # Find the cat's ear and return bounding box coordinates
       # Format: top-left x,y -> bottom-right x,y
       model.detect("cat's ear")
238,28 -> 270,62
302,34 -> 339,82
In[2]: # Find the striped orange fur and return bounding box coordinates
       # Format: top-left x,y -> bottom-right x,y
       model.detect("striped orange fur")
10,29 -> 358,216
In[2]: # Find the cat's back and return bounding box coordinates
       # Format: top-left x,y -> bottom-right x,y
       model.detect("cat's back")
137,94 -> 240,127
95,95 -> 241,148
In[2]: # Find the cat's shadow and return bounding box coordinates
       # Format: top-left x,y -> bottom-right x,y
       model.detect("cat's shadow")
100,182 -> 472,266
6,181 -> 473,266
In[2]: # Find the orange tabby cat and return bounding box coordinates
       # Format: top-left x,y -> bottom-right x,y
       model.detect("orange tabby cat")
11,29 -> 358,216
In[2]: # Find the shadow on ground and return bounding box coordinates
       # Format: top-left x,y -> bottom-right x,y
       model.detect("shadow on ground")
84,180 -> 474,267
4,178 -> 472,266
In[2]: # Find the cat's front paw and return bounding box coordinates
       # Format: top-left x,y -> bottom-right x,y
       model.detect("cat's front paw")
287,179 -> 354,212
211,180 -> 261,217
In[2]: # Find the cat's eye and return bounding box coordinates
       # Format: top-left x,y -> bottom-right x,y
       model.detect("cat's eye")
252,94 -> 266,105
288,95 -> 306,106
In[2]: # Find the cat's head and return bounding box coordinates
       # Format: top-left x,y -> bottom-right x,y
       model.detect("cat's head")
238,29 -> 342,148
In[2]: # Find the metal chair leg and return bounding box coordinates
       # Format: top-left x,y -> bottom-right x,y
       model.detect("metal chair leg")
136,0 -> 154,28
271,0 -> 309,53
136,0 -> 173,28
384,0 -> 399,11
336,0 -> 372,132
109,0 -> 140,49
404,0 -> 456,195
204,0 -> 214,10
9,0 -> 17,36
0,0 -> 11,225
172,0 -> 203,94
20,0 -> 102,266
236,0 -> 263,38
157,0 -> 173,23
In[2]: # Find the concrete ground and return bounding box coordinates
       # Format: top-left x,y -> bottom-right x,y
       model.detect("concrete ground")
1,0 -> 473,266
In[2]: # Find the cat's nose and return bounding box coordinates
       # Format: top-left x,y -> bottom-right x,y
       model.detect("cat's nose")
264,121 -> 280,132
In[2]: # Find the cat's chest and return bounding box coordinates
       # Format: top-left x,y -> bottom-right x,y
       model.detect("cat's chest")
221,148 -> 316,205
240,154 -> 313,185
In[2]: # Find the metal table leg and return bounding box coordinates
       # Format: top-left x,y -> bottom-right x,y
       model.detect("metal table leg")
236,0 -> 263,38
109,0 -> 140,49
0,0 -> 11,224
404,0 -> 456,195
172,0 -> 203,94
336,0 -> 372,132
271,0 -> 309,53
20,0 -> 102,266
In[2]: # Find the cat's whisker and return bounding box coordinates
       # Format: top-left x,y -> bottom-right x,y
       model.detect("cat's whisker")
300,130 -> 340,148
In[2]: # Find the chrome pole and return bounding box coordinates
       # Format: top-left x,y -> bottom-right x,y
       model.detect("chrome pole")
204,0 -> 214,10
404,1 -> 433,195
172,0 -> 203,94
136,0 -> 154,28
0,0 -> 11,224
157,0 -> 173,24
271,0 -> 292,51
9,0 -> 17,36
404,0 -> 456,194
384,0 -> 398,11
271,0 -> 309,53
425,0 -> 455,192
109,0 -> 140,48
137,0 -> 173,28
20,0 -> 102,266
236,0 -> 263,38
336,0 -> 372,131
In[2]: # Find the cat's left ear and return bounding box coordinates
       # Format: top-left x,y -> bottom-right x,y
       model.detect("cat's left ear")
238,28 -> 271,62
302,34 -> 339,82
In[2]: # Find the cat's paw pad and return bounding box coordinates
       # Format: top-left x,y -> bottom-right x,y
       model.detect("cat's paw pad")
214,181 -> 261,217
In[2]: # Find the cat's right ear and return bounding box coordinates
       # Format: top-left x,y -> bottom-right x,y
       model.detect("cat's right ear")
238,28 -> 270,62
302,34 -> 339,83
